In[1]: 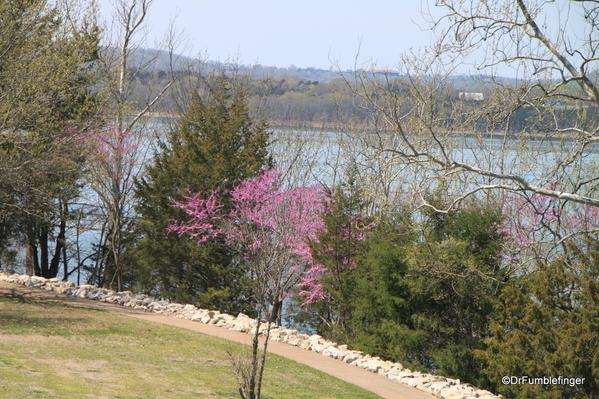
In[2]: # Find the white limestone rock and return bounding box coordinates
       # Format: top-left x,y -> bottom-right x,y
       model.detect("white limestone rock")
360,359 -> 383,373
342,351 -> 362,364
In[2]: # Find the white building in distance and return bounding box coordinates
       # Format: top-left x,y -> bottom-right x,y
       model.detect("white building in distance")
459,92 -> 484,101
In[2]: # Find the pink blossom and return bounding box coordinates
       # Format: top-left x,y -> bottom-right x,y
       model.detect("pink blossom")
168,167 -> 326,301
501,183 -> 599,266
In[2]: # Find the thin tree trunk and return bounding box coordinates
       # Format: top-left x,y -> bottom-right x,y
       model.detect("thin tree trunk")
62,234 -> 68,281
50,218 -> 66,278
25,236 -> 36,276
39,226 -> 49,278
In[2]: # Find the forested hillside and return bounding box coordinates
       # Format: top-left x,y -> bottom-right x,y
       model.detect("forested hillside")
122,50 -> 599,133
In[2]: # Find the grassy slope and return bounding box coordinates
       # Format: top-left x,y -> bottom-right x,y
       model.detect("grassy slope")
0,292 -> 381,399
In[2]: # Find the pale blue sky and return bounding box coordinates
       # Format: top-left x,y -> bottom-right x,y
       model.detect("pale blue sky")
95,0 -> 438,70
94,0 -> 592,78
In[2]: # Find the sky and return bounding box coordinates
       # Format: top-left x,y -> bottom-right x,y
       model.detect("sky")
93,0 -> 593,78
94,0 -> 439,71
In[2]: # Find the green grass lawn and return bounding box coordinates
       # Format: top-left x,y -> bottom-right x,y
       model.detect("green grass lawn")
0,292 -> 382,399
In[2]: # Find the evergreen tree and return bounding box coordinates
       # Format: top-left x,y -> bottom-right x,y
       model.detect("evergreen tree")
334,202 -> 505,386
481,239 -> 599,399
133,72 -> 270,313
296,178 -> 374,343
348,217 -> 424,363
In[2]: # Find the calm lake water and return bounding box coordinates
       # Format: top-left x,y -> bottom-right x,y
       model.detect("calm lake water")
18,123 -> 599,288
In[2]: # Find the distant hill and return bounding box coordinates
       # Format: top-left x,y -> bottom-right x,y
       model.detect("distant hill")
124,47 -> 519,86
114,47 -> 525,127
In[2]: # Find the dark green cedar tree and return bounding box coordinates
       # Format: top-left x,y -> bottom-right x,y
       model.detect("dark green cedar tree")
481,238 -> 599,399
297,178 -> 374,343
338,202 -> 505,388
132,72 -> 270,314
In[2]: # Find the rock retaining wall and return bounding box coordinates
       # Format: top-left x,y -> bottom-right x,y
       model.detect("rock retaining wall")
0,272 -> 502,399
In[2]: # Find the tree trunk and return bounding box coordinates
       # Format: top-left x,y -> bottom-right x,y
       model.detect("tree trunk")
25,238 -> 36,276
50,217 -> 66,278
25,228 -> 42,276
39,226 -> 50,278
268,300 -> 283,324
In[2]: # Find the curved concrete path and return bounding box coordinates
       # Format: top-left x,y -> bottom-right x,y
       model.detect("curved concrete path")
0,280 -> 435,399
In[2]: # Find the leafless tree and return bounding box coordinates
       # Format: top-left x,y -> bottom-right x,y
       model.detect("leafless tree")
330,0 -> 599,272
87,0 -> 188,290
409,1 -> 599,207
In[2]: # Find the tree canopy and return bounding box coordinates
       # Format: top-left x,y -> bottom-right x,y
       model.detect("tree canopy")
0,0 -> 100,277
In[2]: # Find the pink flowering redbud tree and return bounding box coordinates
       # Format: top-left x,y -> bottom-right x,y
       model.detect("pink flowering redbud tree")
168,167 -> 324,399
501,183 -> 599,274
169,167 -> 325,319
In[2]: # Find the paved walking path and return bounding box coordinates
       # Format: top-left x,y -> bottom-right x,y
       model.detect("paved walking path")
0,280 -> 436,399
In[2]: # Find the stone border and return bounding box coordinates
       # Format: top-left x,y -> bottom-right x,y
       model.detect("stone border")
0,272 -> 502,399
